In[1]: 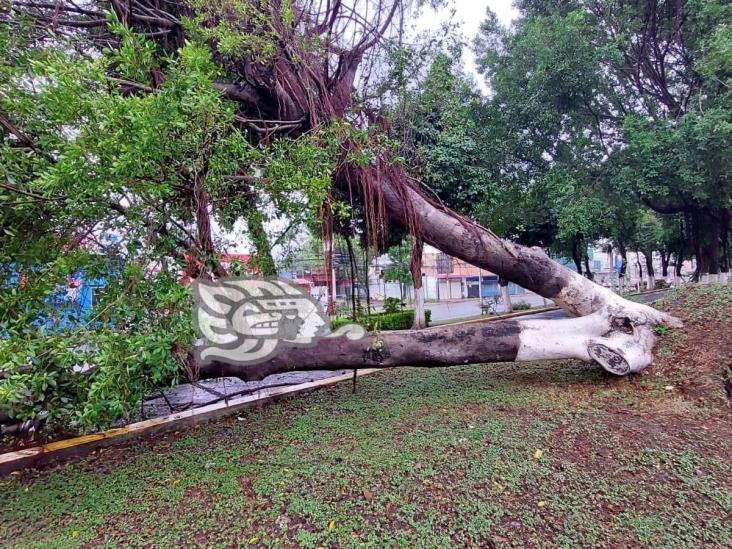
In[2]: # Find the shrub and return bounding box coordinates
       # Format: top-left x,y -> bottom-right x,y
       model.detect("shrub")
512,302 -> 532,311
0,328 -> 185,433
332,309 -> 431,331
382,297 -> 402,314
0,267 -> 194,434
654,280 -> 670,289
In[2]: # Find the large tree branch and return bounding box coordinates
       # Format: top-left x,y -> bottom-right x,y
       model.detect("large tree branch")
640,195 -> 691,215
195,170 -> 680,382
198,306 -> 662,381
377,175 -> 678,322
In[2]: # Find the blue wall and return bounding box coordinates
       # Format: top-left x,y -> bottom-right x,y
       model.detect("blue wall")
37,273 -> 109,330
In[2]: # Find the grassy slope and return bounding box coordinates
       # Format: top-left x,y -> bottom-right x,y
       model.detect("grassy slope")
1,285 -> 731,548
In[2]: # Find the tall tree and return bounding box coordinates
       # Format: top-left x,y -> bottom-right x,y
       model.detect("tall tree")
476,0 -> 732,275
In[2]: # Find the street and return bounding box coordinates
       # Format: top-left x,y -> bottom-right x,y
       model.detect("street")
427,289 -> 670,323
427,293 -> 553,322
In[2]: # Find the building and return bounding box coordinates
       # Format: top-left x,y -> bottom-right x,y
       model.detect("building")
421,247 -> 528,301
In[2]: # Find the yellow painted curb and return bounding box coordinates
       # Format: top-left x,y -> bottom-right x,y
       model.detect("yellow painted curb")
0,368 -> 379,476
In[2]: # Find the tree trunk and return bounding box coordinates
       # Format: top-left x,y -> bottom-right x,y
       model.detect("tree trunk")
635,251 -> 644,288
571,240 -> 583,275
618,241 -> 628,279
345,235 -> 358,321
699,209 -> 722,275
675,251 -> 684,277
691,209 -> 703,280
190,173 -> 227,279
583,254 -> 594,281
644,250 -> 655,290
324,232 -> 337,316
411,237 -> 426,329
499,276 -> 513,313
245,193 -> 277,277
363,248 -> 372,317
721,209 -> 730,274
372,172 -> 679,321
660,250 -> 670,278
200,309 -> 661,380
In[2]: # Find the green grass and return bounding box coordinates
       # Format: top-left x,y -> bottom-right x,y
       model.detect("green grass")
1,360 -> 730,548
658,282 -> 732,322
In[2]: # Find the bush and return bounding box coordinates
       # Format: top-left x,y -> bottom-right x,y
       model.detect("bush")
0,328 -> 185,433
332,309 -> 431,331
654,280 -> 670,289
0,267 -> 194,435
382,297 -> 402,314
512,302 -> 532,311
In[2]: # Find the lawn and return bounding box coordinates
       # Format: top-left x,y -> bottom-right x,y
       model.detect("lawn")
1,286 -> 731,548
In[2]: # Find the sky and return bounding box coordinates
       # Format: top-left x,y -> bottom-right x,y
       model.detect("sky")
413,1 -> 519,93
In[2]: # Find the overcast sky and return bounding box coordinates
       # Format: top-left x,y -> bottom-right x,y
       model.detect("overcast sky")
414,1 -> 518,93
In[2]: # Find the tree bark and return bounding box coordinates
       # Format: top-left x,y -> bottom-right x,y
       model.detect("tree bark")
363,247 -> 372,317
571,240 -> 583,275
345,235 -> 358,321
499,276 -> 513,313
410,237 -> 426,329
244,190 -> 277,277
618,241 -> 628,279
200,309 -> 660,380
721,209 -> 730,273
378,177 -> 674,317
644,250 -> 655,290
699,209 -> 722,275
636,251 -> 644,287
583,254 -> 594,281
675,252 -> 684,277
660,250 -> 670,278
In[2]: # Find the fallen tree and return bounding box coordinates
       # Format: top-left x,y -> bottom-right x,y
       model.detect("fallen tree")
201,309 -> 666,380
199,175 -> 680,380
6,0 -> 681,388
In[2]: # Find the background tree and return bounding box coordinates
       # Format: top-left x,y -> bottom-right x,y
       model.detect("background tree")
475,0 -> 732,277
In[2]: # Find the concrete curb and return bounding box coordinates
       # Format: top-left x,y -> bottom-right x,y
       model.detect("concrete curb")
0,368 -> 379,476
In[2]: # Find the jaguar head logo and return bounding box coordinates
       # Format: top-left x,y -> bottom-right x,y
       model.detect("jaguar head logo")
193,278 -> 364,366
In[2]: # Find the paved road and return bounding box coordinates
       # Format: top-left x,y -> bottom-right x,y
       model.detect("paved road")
429,289 -> 670,323
428,293 -> 553,322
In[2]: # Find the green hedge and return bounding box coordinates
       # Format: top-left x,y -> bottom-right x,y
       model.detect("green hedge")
331,309 -> 431,331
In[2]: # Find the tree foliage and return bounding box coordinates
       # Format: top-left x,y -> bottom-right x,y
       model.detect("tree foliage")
472,0 -> 732,275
